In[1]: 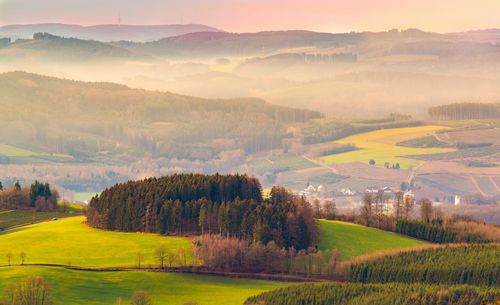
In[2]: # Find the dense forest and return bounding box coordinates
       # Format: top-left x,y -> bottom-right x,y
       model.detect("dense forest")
348,244 -> 500,286
245,283 -> 499,305
428,102 -> 500,120
0,180 -> 59,211
87,174 -> 317,249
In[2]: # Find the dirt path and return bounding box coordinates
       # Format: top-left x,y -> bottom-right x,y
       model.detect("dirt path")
0,264 -> 337,282
301,154 -> 340,174
489,176 -> 500,193
470,176 -> 487,197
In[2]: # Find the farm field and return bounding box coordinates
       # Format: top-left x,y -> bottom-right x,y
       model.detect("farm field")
319,126 -> 454,169
0,209 -> 79,231
242,153 -> 317,174
0,216 -> 192,267
0,267 -> 291,305
0,144 -> 74,163
318,220 -> 426,259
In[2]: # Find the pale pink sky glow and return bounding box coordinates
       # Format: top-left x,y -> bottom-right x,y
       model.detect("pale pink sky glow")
0,0 -> 498,32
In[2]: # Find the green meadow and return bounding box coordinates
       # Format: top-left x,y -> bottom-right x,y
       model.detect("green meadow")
0,209 -> 78,231
0,217 -> 192,267
318,220 -> 426,259
0,267 -> 291,305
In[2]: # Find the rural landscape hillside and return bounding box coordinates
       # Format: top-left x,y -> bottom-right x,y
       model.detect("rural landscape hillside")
0,1 -> 499,304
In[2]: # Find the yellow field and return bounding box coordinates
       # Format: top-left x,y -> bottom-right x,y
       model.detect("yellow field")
319,125 -> 454,169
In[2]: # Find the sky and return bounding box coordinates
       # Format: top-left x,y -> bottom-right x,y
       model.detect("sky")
0,0 -> 499,33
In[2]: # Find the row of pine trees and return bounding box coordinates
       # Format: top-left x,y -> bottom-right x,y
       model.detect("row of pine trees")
245,283 -> 499,305
348,244 -> 499,286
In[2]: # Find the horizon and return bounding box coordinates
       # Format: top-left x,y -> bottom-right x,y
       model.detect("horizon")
1,22 -> 499,35
1,0 -> 499,33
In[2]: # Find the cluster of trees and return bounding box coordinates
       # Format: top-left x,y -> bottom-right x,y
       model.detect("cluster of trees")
348,244 -> 499,286
88,174 -> 318,250
4,251 -> 27,266
193,235 -> 340,276
245,283 -> 499,305
0,180 -> 58,212
428,102 -> 500,120
356,192 -> 499,243
358,191 -> 415,230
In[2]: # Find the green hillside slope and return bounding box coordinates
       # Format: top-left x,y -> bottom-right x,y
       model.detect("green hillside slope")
318,220 -> 426,259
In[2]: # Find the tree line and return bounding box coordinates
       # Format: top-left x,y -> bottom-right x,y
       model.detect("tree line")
428,102 -> 500,120
245,283 -> 499,305
193,235 -> 340,276
87,174 -> 318,250
348,244 -> 499,286
355,191 -> 499,243
395,219 -> 494,243
0,180 -> 59,212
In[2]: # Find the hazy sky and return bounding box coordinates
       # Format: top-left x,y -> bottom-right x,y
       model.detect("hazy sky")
0,0 -> 499,33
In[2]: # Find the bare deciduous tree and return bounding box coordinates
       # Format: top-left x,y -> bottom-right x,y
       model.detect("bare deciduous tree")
5,276 -> 53,305
155,245 -> 167,269
20,252 -> 26,265
129,291 -> 152,305
136,252 -> 144,269
6,252 -> 12,266
420,198 -> 433,223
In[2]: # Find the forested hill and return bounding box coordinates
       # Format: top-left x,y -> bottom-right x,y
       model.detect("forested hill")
428,102 -> 500,120
87,174 -> 318,250
113,29 -> 444,58
0,33 -> 151,61
0,71 -> 321,162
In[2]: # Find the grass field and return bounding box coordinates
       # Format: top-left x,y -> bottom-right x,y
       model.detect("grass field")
318,220 -> 426,259
0,217 -> 192,267
0,267 -> 291,305
74,191 -> 98,203
319,125 -> 454,169
0,209 -> 80,231
0,144 -> 43,157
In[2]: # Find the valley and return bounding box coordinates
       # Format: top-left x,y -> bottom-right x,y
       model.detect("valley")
0,6 -> 499,304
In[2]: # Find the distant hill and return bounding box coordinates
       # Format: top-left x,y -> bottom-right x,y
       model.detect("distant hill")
0,33 -> 151,61
113,29 -> 449,58
0,71 -> 321,163
0,23 -> 221,42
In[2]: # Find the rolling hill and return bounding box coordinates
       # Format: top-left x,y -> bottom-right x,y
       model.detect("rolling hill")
0,23 -> 221,42
0,71 -> 320,163
0,267 -> 290,305
0,33 -> 151,61
318,220 -> 426,259
113,28 -> 448,58
0,216 -> 192,267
